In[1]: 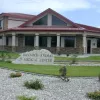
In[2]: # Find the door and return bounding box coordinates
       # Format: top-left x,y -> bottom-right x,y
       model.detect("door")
87,40 -> 91,54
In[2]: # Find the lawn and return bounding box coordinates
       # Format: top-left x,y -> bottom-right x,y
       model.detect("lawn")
0,62 -> 100,77
55,56 -> 100,61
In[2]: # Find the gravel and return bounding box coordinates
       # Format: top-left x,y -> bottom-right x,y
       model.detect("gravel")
0,68 -> 100,100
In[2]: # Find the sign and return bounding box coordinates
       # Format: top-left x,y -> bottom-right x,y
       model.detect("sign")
13,49 -> 54,65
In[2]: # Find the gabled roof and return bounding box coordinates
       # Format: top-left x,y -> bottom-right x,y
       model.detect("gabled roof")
19,8 -> 81,28
0,13 -> 35,19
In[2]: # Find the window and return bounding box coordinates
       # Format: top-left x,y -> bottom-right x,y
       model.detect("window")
0,20 -> 1,28
39,36 -> 47,47
33,15 -> 47,25
64,36 -> 75,47
25,36 -> 34,46
52,15 -> 67,26
51,36 -> 57,47
97,38 -> 100,47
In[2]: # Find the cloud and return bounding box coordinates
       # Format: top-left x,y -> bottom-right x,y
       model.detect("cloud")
0,0 -> 91,14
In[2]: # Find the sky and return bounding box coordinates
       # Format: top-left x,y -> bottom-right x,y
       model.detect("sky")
0,0 -> 100,27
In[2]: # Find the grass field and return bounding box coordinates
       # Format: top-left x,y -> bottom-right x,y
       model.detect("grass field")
55,56 -> 100,61
0,62 -> 100,77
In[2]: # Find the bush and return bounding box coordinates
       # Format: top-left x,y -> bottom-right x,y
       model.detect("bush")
70,54 -> 77,64
87,91 -> 100,100
6,60 -> 12,63
24,79 -> 44,90
17,95 -> 36,100
10,72 -> 22,78
66,53 -> 69,57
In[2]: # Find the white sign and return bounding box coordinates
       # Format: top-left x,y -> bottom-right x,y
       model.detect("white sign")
13,49 -> 54,65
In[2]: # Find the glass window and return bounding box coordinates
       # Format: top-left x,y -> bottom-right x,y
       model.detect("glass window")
52,15 -> 67,26
64,36 -> 75,47
39,36 -> 47,47
51,36 -> 57,47
33,15 -> 47,25
0,20 -> 1,27
97,38 -> 100,47
25,36 -> 34,46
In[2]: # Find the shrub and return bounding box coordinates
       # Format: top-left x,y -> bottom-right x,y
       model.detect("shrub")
24,79 -> 44,90
70,54 -> 77,64
0,52 -> 6,61
17,95 -> 36,100
66,53 -> 69,57
87,91 -> 100,100
10,72 -> 22,78
6,60 -> 12,63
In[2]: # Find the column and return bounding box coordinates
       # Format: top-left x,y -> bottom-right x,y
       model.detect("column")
48,14 -> 52,26
83,34 -> 87,54
56,34 -> 60,53
2,34 -> 6,46
12,32 -> 16,52
47,37 -> 51,47
2,34 -> 6,50
61,37 -> 64,47
34,33 -> 39,49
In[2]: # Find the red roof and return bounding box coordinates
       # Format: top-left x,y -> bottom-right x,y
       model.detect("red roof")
0,26 -> 85,33
76,23 -> 100,32
0,13 -> 35,19
0,8 -> 100,33
19,8 -> 80,28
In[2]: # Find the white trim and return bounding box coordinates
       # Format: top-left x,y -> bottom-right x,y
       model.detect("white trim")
57,34 -> 60,47
47,37 -> 51,47
48,14 -> 52,26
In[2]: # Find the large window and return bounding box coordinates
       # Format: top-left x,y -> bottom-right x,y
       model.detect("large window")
25,36 -> 34,46
33,15 -> 47,25
52,15 -> 67,26
97,38 -> 100,47
51,36 -> 57,47
64,36 -> 75,47
39,36 -> 47,47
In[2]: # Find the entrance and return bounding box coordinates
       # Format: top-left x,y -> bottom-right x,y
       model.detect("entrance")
87,40 -> 91,54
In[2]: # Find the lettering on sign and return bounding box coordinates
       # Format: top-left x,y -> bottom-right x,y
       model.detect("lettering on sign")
12,49 -> 54,65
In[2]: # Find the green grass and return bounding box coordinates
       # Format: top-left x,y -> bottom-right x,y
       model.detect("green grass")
55,56 -> 100,61
17,95 -> 36,100
0,51 -> 19,59
0,62 -> 100,77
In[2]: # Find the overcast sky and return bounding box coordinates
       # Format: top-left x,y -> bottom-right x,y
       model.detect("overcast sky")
0,0 -> 100,27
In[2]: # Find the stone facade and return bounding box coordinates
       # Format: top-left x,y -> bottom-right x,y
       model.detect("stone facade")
1,35 -> 84,54
92,48 -> 100,54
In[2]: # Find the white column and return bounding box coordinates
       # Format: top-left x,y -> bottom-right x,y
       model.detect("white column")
61,37 -> 64,47
47,37 -> 51,47
12,33 -> 16,46
2,34 -> 6,46
83,34 -> 87,54
35,33 -> 39,47
57,34 -> 60,47
48,14 -> 52,26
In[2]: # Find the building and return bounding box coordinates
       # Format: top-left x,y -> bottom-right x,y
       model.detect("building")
0,8 -> 100,54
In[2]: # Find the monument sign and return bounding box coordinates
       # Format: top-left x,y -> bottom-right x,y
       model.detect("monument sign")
13,49 -> 54,65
